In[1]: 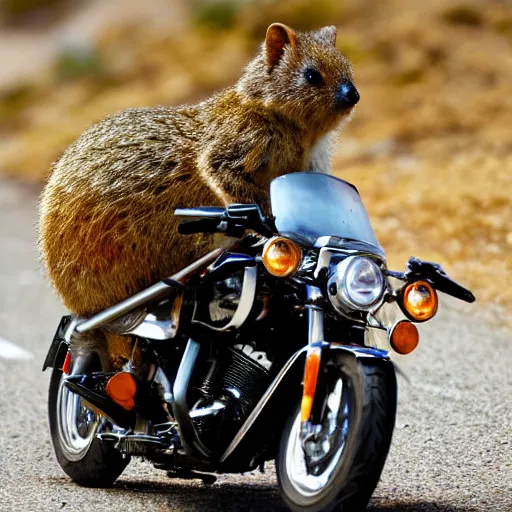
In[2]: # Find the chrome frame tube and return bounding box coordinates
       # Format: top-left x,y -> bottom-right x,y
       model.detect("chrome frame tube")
172,339 -> 211,458
189,401 -> 226,418
306,286 -> 325,345
307,308 -> 324,346
75,249 -> 223,334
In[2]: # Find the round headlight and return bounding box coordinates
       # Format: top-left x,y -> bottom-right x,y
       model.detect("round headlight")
328,256 -> 385,312
344,257 -> 384,307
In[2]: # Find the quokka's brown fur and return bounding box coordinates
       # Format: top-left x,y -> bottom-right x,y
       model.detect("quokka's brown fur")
39,23 -> 357,331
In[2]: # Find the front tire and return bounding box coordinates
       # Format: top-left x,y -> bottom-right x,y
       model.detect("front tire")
277,354 -> 397,512
48,352 -> 129,487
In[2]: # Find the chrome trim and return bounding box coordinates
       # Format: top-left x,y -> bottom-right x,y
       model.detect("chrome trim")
306,287 -> 324,345
367,311 -> 387,331
329,343 -> 390,359
224,387 -> 242,400
64,316 -> 82,344
154,367 -> 174,403
102,310 -> 147,335
315,236 -> 337,248
191,265 -> 257,332
306,285 -> 324,304
219,346 -> 308,462
189,401 -> 226,418
126,314 -> 177,340
314,247 -> 333,279
365,301 -> 408,351
153,421 -> 179,433
175,207 -> 224,219
173,339 -> 211,458
97,432 -> 170,450
124,291 -> 183,341
314,244 -> 386,280
75,249 -> 223,334
367,304 -> 389,332
121,434 -> 168,446
314,236 -> 386,261
76,282 -> 169,334
223,266 -> 257,330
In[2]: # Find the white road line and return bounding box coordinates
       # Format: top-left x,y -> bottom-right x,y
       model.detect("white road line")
0,336 -> 33,361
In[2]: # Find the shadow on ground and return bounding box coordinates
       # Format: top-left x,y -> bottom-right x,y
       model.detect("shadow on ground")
112,479 -> 480,512
46,476 -> 479,511
112,479 -> 286,511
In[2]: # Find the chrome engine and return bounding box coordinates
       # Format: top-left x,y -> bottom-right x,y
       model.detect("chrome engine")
190,342 -> 273,450
187,271 -> 273,449
220,344 -> 272,410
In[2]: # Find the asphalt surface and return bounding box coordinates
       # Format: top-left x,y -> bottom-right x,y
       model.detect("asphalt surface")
0,179 -> 511,512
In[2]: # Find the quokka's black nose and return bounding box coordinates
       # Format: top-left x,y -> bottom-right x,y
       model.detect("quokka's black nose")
336,80 -> 360,107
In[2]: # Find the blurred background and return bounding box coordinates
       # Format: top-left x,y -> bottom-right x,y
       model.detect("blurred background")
0,0 -> 511,312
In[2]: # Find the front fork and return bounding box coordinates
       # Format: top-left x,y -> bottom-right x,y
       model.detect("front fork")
300,286 -> 327,439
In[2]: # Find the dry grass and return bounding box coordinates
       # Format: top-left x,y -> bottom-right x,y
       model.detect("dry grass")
0,0 -> 511,310
331,0 -> 512,308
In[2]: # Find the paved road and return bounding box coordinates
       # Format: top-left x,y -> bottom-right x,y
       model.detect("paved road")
0,179 -> 511,512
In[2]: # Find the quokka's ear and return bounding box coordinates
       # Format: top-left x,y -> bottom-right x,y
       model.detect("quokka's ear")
266,23 -> 297,71
318,25 -> 337,47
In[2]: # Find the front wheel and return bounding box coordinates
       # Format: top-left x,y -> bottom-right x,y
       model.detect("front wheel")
48,351 -> 130,487
277,354 -> 397,512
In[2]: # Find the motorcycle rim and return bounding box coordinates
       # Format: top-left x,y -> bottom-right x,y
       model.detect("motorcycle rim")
56,376 -> 100,461
284,377 -> 350,497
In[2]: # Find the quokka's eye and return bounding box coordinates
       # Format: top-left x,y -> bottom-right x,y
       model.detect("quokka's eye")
304,67 -> 323,86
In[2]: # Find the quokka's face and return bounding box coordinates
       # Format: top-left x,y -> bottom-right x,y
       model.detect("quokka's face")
264,23 -> 359,129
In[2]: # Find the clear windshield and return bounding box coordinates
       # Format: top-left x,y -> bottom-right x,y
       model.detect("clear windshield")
270,173 -> 383,254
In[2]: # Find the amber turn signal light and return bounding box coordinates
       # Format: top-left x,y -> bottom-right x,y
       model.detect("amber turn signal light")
390,320 -> 419,355
262,237 -> 302,277
301,347 -> 321,423
401,280 -> 438,322
106,372 -> 137,411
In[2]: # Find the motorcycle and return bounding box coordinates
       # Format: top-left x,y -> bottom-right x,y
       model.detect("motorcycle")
42,172 -> 474,511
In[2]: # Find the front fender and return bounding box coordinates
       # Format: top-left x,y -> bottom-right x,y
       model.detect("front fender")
327,343 -> 390,360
